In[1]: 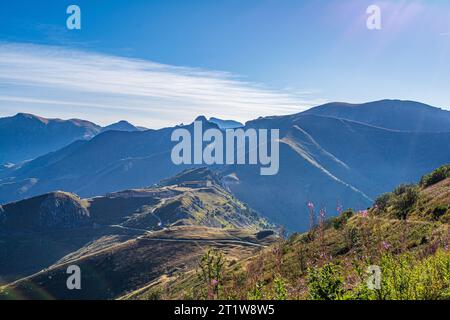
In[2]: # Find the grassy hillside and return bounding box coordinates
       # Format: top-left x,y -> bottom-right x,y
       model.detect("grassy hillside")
127,167 -> 450,300
0,168 -> 270,284
3,106 -> 450,231
0,226 -> 276,300
1,167 -> 448,300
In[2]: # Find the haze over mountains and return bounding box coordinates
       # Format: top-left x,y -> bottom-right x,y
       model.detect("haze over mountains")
303,100 -> 450,132
0,100 -> 450,230
0,113 -> 142,164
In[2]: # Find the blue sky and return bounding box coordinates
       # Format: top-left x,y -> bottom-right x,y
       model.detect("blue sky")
0,0 -> 449,127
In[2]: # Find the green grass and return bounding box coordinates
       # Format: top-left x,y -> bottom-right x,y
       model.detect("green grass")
131,178 -> 450,300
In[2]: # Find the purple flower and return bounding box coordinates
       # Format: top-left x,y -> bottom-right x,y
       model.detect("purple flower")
359,210 -> 368,218
382,241 -> 391,250
211,279 -> 219,286
307,202 -> 314,210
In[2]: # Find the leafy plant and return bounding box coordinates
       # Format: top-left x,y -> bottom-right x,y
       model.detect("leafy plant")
377,250 -> 450,300
331,209 -> 354,230
272,276 -> 288,300
307,263 -> 344,300
247,281 -> 264,300
432,205 -> 448,221
197,248 -> 225,300
420,164 -> 450,188
374,193 -> 393,212
392,184 -> 419,219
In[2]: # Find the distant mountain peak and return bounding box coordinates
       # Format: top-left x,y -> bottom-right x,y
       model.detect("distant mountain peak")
101,120 -> 139,133
303,99 -> 450,132
13,112 -> 49,124
209,117 -> 243,129
194,115 -> 208,122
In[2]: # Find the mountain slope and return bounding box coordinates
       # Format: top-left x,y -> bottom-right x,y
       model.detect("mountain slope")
125,170 -> 450,300
209,117 -> 243,129
223,113 -> 450,229
101,120 -> 140,133
0,225 -> 275,300
0,113 -> 147,164
0,113 -> 100,164
1,104 -> 450,230
0,168 -> 270,284
303,100 -> 450,132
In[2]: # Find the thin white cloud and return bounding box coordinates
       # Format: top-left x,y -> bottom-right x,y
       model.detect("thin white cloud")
0,42 -> 326,127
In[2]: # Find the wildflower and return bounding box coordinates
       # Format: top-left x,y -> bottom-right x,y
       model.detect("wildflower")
359,210 -> 368,218
382,241 -> 391,250
307,201 -> 316,231
336,204 -> 343,214
319,208 -> 326,220
211,279 -> 219,287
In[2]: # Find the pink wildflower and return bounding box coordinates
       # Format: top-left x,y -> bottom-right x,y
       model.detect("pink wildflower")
382,241 -> 391,250
359,210 -> 368,218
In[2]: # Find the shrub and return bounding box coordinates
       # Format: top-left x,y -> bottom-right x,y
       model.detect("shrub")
247,281 -> 264,300
377,250 -> 450,300
374,193 -> 393,212
420,165 -> 450,188
143,288 -> 163,300
393,183 -> 415,196
272,276 -> 288,300
331,209 -> 354,230
432,205 -> 448,221
392,184 -> 419,219
307,263 -> 344,300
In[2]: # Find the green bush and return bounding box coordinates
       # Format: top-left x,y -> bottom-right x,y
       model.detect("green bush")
143,288 -> 163,300
376,250 -> 450,300
347,249 -> 450,300
272,276 -> 288,300
392,184 -> 419,219
247,281 -> 264,300
307,263 -> 344,300
420,165 -> 450,188
331,209 -> 354,230
432,205 -> 448,221
374,193 -> 393,212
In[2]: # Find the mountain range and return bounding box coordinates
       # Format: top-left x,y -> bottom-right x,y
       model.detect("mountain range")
0,100 -> 450,231
303,100 -> 450,132
1,166 -> 448,300
0,113 -> 142,164
0,167 -> 271,286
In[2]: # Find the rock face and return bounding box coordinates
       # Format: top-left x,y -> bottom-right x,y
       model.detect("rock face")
38,193 -> 90,230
